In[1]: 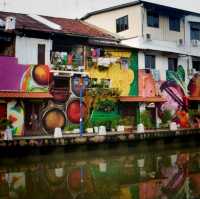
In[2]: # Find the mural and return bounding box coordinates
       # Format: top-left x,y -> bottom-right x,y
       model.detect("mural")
188,73 -> 200,97
86,49 -> 134,96
138,66 -> 199,128
7,100 -> 24,136
0,56 -> 50,92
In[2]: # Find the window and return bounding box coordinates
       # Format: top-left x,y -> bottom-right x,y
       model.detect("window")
192,61 -> 200,71
147,11 -> 159,28
168,58 -> 178,71
38,44 -> 45,64
116,15 -> 128,33
169,17 -> 180,32
190,22 -> 200,40
145,55 -> 155,69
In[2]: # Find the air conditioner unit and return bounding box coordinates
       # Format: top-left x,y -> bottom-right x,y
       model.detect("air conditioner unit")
145,33 -> 152,41
191,39 -> 199,47
177,39 -> 184,46
5,16 -> 16,31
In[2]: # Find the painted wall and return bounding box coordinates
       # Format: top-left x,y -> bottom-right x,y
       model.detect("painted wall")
15,36 -> 52,65
85,5 -> 142,39
143,8 -> 185,42
0,56 -> 50,92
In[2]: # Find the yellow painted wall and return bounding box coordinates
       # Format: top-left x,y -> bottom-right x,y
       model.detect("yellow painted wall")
86,50 -> 134,96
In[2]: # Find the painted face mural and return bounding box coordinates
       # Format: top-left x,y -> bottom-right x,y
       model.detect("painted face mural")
159,81 -> 186,116
7,101 -> 24,136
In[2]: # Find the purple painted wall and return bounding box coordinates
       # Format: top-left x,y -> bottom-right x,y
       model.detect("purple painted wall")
0,56 -> 27,91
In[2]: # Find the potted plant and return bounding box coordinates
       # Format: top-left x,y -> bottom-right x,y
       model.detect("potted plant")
140,110 -> 154,130
160,109 -> 172,129
84,119 -> 93,133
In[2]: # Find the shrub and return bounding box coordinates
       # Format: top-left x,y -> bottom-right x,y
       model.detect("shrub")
140,110 -> 154,129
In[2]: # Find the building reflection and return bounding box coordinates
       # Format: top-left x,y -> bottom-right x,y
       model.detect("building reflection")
0,150 -> 200,199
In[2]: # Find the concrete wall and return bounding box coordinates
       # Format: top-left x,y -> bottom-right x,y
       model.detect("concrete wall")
143,8 -> 185,42
15,36 -> 52,65
138,51 -> 188,81
85,5 -> 143,38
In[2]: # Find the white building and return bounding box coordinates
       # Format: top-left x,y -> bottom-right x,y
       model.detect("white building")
82,0 -> 200,82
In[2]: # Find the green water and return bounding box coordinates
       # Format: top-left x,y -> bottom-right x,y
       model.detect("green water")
0,141 -> 200,199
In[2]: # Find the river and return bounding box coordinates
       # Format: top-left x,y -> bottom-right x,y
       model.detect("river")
0,140 -> 200,199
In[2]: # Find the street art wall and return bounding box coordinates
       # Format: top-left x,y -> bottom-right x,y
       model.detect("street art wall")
7,101 -> 24,136
138,65 -> 200,128
0,56 -> 50,92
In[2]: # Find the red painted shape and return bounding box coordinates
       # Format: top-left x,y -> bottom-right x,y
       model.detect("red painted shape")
66,100 -> 87,124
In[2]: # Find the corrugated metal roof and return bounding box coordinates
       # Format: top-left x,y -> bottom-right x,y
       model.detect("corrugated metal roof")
0,11 -> 117,40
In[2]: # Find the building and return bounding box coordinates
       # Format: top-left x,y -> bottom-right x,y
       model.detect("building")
0,11 -> 141,136
83,0 -> 200,128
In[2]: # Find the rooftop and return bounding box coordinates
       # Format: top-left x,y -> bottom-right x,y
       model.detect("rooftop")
0,11 -> 117,41
82,0 -> 200,20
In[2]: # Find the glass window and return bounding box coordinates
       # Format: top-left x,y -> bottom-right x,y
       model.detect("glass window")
38,44 -> 45,65
147,11 -> 159,28
116,15 -> 128,33
169,17 -> 180,32
193,61 -> 200,71
168,58 -> 178,71
145,55 -> 156,69
191,23 -> 200,40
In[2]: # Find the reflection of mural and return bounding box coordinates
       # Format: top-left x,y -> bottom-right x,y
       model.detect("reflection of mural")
7,100 -> 24,136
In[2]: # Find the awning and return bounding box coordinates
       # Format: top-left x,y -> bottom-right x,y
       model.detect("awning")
0,91 -> 53,99
188,96 -> 200,101
119,96 -> 166,103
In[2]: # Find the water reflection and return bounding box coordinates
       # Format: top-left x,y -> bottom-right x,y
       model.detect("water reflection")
1,146 -> 200,199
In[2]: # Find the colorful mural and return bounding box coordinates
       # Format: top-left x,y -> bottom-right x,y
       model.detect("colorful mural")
0,56 -> 50,92
188,73 -> 200,97
7,100 -> 24,136
86,49 -> 134,96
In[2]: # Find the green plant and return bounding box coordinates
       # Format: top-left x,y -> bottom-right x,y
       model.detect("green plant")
161,109 -> 172,125
0,118 -> 12,131
95,99 -> 116,112
64,124 -> 80,131
140,110 -> 154,129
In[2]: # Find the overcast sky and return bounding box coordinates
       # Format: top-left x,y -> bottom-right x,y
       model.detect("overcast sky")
0,0 -> 199,19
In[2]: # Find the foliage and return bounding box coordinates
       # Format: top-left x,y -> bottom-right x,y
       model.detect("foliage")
188,109 -> 199,118
166,65 -> 187,95
95,99 -> 116,112
118,116 -> 134,126
140,110 -> 154,129
161,109 -> 172,124
0,118 -> 12,131
64,124 -> 80,131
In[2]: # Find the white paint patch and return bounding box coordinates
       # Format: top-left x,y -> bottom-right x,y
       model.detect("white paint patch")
28,14 -> 62,30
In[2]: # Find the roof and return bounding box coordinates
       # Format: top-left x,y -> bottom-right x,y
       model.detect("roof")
82,0 -> 199,20
119,96 -> 166,103
0,11 -> 117,41
0,91 -> 53,99
188,96 -> 200,101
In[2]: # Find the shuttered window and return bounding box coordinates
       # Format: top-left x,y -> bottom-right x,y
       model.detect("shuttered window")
38,44 -> 45,65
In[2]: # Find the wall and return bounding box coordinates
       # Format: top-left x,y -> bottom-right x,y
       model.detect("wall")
15,36 -> 52,65
143,8 -> 185,42
85,5 -> 142,39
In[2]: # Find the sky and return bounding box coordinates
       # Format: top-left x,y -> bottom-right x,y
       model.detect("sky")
0,0 -> 200,19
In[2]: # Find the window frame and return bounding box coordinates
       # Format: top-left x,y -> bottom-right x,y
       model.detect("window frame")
190,22 -> 200,41
169,17 -> 180,32
147,11 -> 159,28
168,58 -> 178,71
116,15 -> 129,33
145,54 -> 156,69
37,44 -> 45,65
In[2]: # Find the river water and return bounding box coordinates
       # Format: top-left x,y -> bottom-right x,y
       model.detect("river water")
0,140 -> 200,199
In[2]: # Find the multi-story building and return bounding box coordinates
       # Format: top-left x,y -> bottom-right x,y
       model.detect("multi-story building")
82,0 -> 200,81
